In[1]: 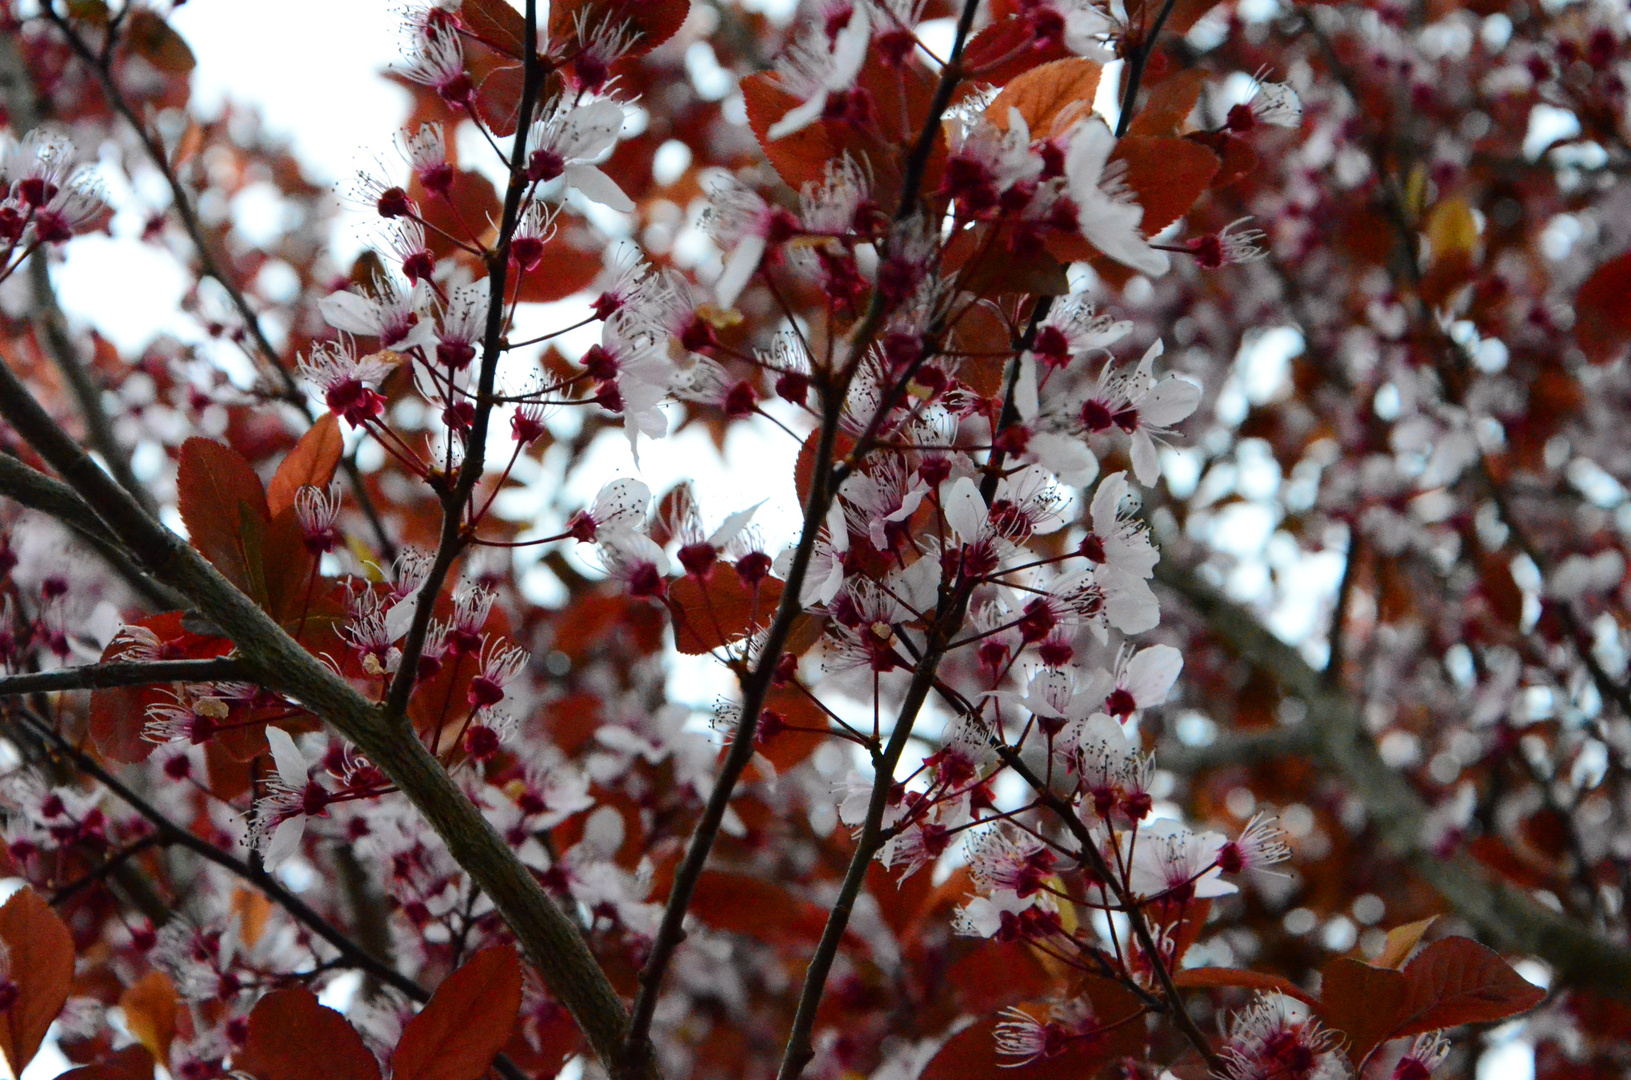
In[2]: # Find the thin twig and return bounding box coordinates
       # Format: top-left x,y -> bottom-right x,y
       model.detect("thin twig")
39,9 -> 396,558
385,3 -> 550,721
0,657 -> 245,697
1115,0 -> 1182,138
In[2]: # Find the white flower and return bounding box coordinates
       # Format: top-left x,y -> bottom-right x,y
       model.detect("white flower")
253,728 -> 326,870
527,97 -> 632,211
841,458 -> 929,551
1126,818 -> 1235,899
1095,643 -> 1183,718
569,478 -> 652,542
1018,666 -> 1092,722
1084,471 -> 1158,579
768,5 -> 873,140
1063,118 -> 1170,278
1074,341 -> 1201,485
319,273 -> 435,351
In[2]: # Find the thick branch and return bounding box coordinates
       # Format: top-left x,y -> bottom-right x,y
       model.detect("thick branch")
0,451 -> 191,610
0,342 -> 633,1066
1155,559 -> 1631,997
40,9 -> 395,557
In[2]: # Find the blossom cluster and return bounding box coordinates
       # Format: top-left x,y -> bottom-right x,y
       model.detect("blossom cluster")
0,126 -> 107,283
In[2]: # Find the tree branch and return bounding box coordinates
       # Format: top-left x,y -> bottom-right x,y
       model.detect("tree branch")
0,29 -> 153,515
0,657 -> 245,697
0,339 -> 633,1068
1154,558 -> 1631,997
0,450 -> 191,610
39,8 -> 395,558
385,0 -> 548,721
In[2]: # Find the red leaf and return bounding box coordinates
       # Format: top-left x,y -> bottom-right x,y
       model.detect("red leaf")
123,9 -> 195,73
473,63 -> 527,138
119,970 -> 179,1067
177,436 -> 271,595
414,170 -> 502,261
391,946 -> 523,1080
1045,136 -> 1218,268
1320,938 -> 1545,1063
513,225 -> 605,303
1128,69 -> 1206,137
742,72 -> 839,192
1575,249 -> 1631,364
1172,967 -> 1318,1007
1395,937 -> 1546,1034
793,428 -> 856,508
57,1047 -> 156,1080
238,988 -> 381,1080
549,0 -> 689,63
0,887 -> 76,1076
267,414 -> 343,520
1318,957 -> 1410,1065
960,20 -> 1071,92
668,564 -> 785,655
460,0 -> 529,59
1112,134 -> 1220,237
688,871 -> 833,948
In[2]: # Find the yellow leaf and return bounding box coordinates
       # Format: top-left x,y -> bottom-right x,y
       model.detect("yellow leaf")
1371,916 -> 1437,969
119,970 -> 179,1067
1425,198 -> 1479,264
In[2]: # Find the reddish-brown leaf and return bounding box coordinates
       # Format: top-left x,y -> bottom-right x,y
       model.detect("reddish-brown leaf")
414,169 -> 502,261
123,9 -> 195,73
177,436 -> 271,595
793,428 -> 856,508
1575,249 -> 1631,364
668,564 -> 786,654
1128,69 -> 1206,137
986,58 -> 1103,139
943,226 -> 1070,299
266,415 -> 343,520
264,522 -> 318,626
1395,937 -> 1546,1035
513,226 -> 604,303
960,20 -> 1071,92
58,1047 -> 156,1080
1112,135 -> 1220,236
742,72 -> 839,192
757,686 -> 831,771
391,946 -> 523,1080
238,988 -> 381,1080
688,871 -> 833,948
549,0 -> 688,62
460,0 -> 529,58
1319,957 -> 1411,1064
473,63 -> 527,137
1046,136 -> 1218,268
0,887 -> 76,1076
1172,967 -> 1318,1007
